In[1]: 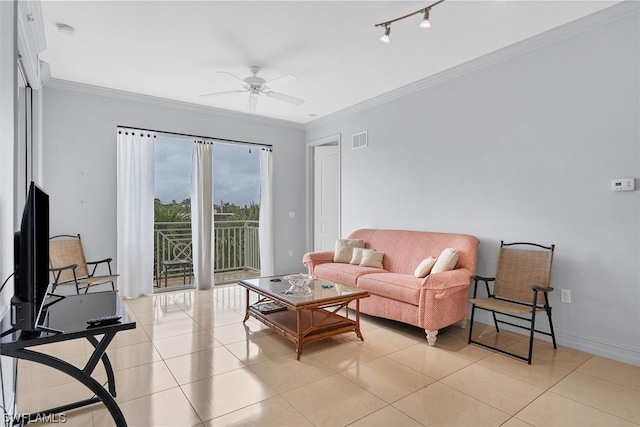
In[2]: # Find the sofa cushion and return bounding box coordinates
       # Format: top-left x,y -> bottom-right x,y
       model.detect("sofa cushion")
350,247 -> 365,265
356,273 -> 422,305
414,256 -> 437,278
314,263 -> 388,287
334,239 -> 365,263
431,248 -> 459,273
360,249 -> 384,269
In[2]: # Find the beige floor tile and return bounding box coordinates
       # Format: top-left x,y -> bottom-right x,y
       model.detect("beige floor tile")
105,341 -> 163,371
506,338 -> 593,370
477,352 -> 573,389
224,333 -> 297,365
104,326 -> 151,349
281,374 -> 386,426
387,342 -> 473,380
550,371 -> 640,423
164,346 -> 245,385
181,367 -> 277,421
469,322 -> 527,351
441,364 -> 546,415
312,341 -> 384,372
93,387 -> 201,427
125,294 -> 180,315
500,417 -> 534,427
393,382 -> 511,426
17,379 -> 96,414
134,308 -> 191,326
577,355 -> 640,390
210,319 -> 274,345
248,354 -> 336,393
152,330 -> 221,359
516,392 -> 636,426
348,405 -> 423,426
360,327 -> 423,355
95,360 -> 178,403
190,309 -> 246,329
142,317 -> 203,341
341,356 -> 435,403
17,354 -> 89,393
32,406 -> 95,427
206,395 -> 313,426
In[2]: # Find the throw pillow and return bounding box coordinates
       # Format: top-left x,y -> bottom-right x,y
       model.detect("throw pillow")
431,248 -> 459,274
350,247 -> 365,265
414,256 -> 437,278
334,239 -> 365,263
360,249 -> 385,269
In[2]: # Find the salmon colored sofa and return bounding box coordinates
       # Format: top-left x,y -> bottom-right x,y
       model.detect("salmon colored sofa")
302,229 -> 479,346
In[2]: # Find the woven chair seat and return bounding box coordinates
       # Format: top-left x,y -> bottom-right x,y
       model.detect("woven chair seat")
469,298 -> 542,314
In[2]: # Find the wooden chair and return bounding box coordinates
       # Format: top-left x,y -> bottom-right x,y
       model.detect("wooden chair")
49,234 -> 118,294
468,241 -> 556,364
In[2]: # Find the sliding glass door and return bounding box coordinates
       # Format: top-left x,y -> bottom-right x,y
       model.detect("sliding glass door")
153,136 -> 261,291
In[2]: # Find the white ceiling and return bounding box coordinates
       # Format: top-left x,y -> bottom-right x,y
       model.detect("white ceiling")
39,1 -> 622,124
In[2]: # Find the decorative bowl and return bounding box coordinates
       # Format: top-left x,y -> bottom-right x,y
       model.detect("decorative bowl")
283,274 -> 315,295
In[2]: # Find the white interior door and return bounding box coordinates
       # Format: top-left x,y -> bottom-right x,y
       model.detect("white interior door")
314,145 -> 339,251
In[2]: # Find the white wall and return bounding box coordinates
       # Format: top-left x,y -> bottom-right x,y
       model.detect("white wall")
42,83 -> 308,277
306,4 -> 639,365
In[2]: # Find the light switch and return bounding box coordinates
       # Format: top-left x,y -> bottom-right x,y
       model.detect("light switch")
611,178 -> 635,192
289,211 -> 296,218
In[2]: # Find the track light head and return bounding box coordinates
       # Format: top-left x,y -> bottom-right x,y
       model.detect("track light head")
419,9 -> 431,28
380,25 -> 391,44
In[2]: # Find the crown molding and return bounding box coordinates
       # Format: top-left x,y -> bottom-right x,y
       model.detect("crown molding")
45,78 -> 305,131
306,1 -> 639,130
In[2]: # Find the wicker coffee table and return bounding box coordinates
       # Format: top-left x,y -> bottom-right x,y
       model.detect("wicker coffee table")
238,276 -> 370,360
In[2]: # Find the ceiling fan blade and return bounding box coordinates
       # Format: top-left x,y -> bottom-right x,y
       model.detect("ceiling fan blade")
265,73 -> 300,88
265,91 -> 305,106
216,71 -> 247,83
199,89 -> 248,98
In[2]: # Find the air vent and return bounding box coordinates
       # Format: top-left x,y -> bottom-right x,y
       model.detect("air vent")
352,131 -> 368,150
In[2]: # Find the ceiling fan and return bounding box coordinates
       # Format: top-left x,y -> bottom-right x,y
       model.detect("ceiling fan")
200,66 -> 305,111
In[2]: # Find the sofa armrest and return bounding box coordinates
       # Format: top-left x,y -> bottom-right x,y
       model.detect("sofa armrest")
302,251 -> 335,274
422,268 -> 474,291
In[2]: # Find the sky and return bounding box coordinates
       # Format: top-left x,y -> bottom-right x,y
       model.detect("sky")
154,135 -> 261,206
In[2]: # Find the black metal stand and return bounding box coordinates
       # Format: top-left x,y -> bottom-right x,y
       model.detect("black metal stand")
0,291 -> 135,426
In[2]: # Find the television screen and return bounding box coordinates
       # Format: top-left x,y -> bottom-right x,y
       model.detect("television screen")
11,182 -> 50,334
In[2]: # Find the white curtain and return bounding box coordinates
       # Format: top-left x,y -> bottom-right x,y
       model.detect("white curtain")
191,141 -> 214,289
259,148 -> 274,275
116,130 -> 155,298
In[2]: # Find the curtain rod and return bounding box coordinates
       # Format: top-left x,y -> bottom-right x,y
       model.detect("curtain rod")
117,126 -> 273,148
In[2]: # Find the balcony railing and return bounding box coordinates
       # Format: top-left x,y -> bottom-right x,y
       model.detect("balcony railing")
154,220 -> 260,286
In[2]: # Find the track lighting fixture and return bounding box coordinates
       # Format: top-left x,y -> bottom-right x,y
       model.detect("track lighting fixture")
375,0 -> 444,43
419,9 -> 431,29
380,25 -> 391,44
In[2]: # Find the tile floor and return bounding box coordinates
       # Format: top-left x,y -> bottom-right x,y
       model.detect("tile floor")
16,284 -> 640,426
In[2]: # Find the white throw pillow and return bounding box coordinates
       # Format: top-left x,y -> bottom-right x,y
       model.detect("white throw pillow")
334,239 -> 365,263
350,247 -> 365,265
414,256 -> 437,278
359,249 -> 385,269
431,248 -> 459,274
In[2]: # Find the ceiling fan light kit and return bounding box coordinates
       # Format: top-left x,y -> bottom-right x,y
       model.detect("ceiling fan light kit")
199,65 -> 305,112
375,0 -> 444,43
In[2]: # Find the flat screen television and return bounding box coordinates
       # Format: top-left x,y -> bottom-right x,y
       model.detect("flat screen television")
11,181 -> 50,334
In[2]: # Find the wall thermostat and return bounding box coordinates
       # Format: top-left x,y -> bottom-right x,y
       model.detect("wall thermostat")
611,178 -> 635,192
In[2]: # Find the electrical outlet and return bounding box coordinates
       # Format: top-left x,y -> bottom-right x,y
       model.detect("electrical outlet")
561,289 -> 571,303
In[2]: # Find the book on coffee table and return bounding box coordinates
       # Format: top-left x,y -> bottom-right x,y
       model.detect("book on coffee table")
252,301 -> 287,314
